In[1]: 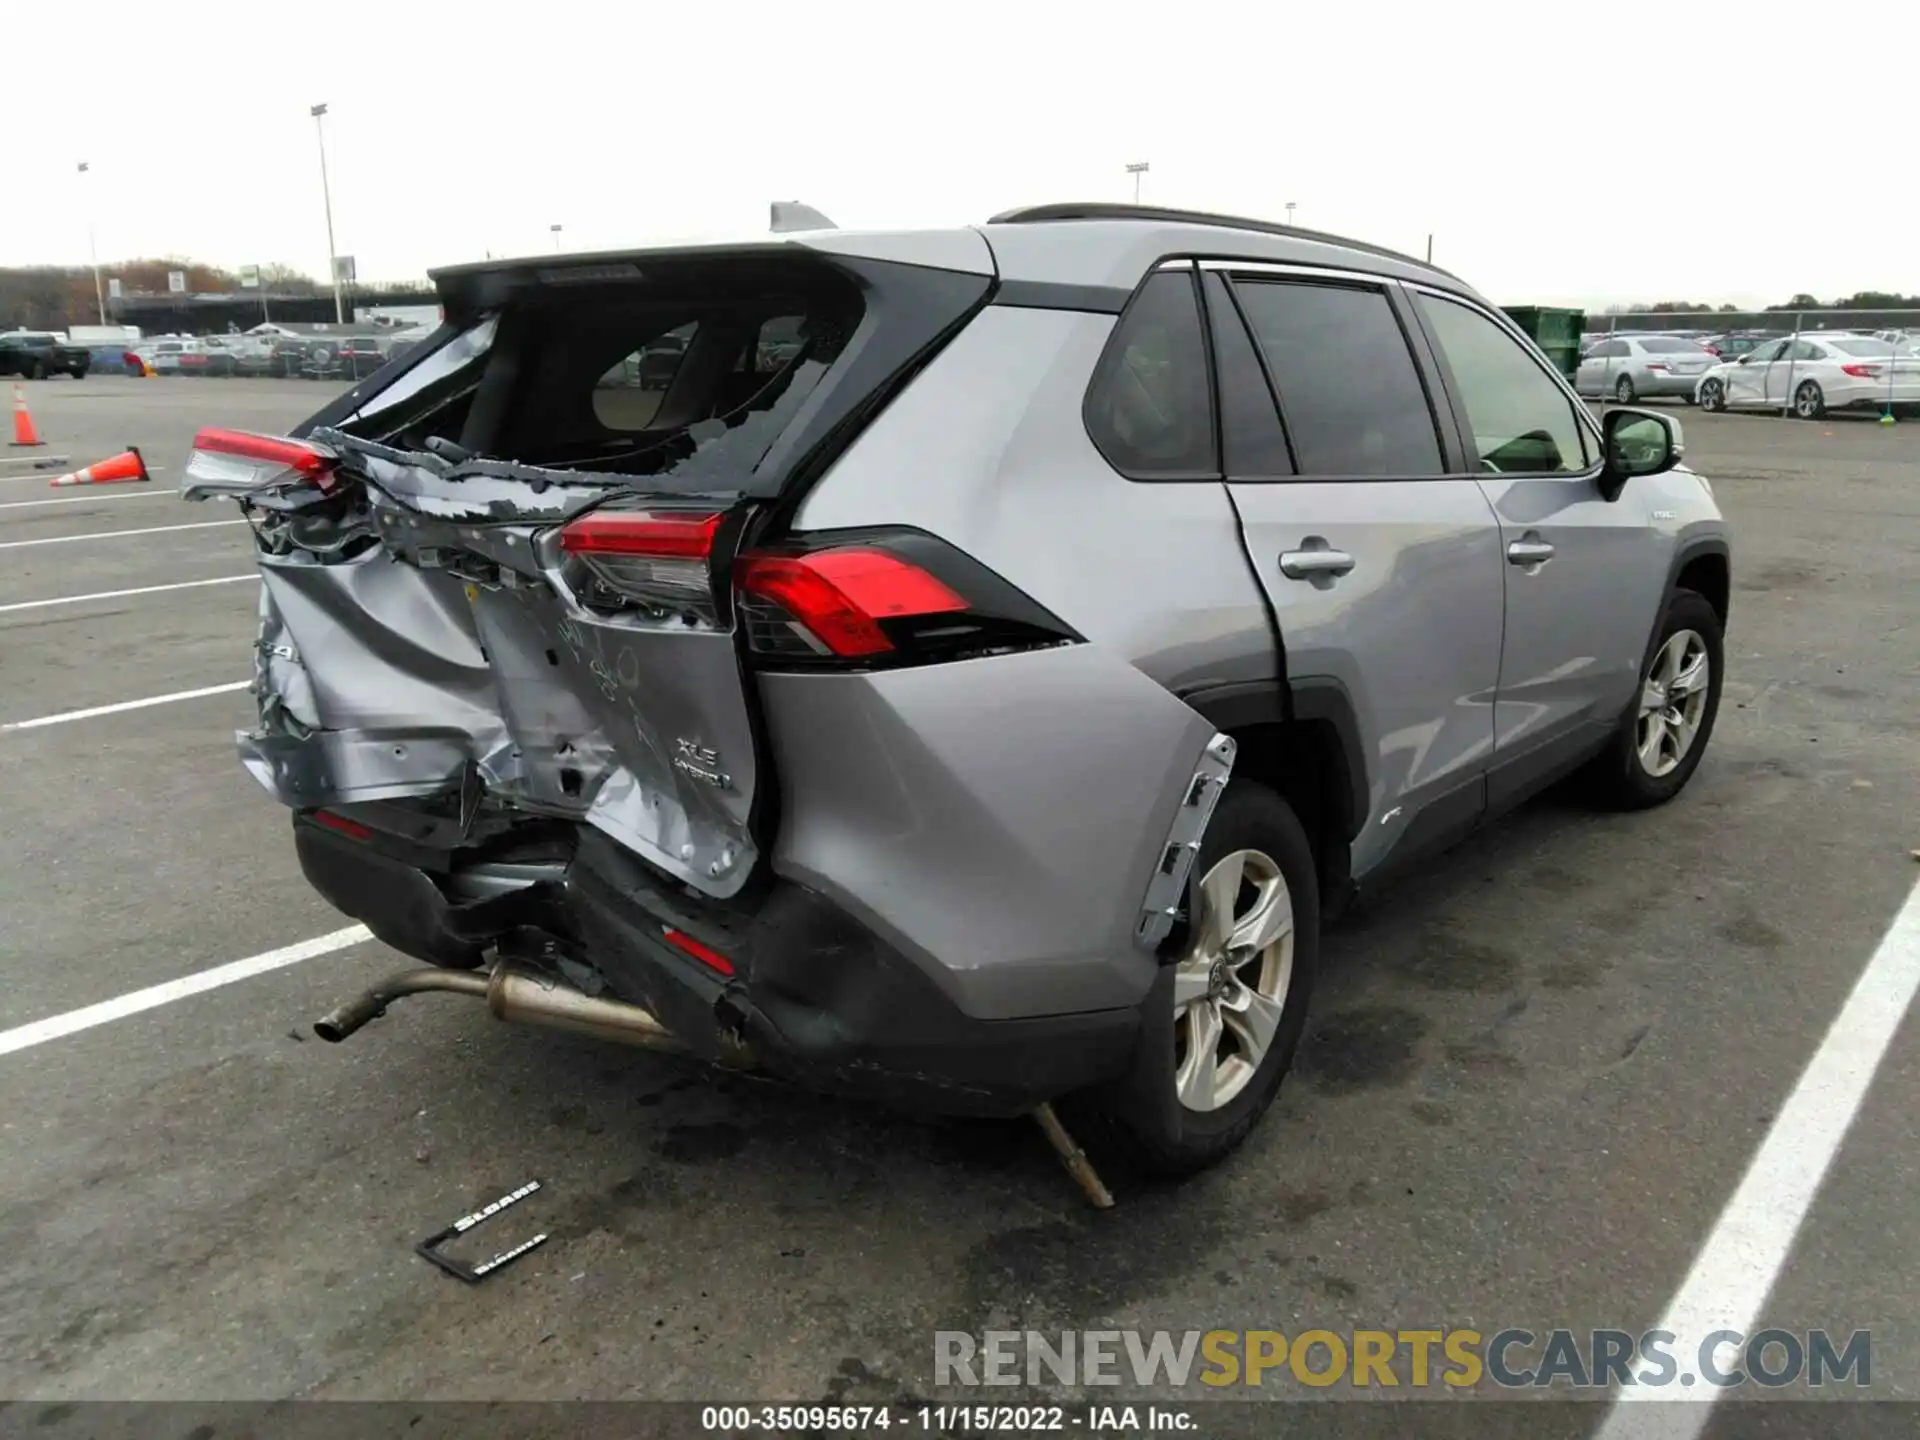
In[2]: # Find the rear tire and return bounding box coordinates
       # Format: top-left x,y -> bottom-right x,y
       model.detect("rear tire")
24,359 -> 44,381
1074,780 -> 1319,1177
1584,588 -> 1724,810
1793,380 -> 1825,420
1699,378 -> 1726,412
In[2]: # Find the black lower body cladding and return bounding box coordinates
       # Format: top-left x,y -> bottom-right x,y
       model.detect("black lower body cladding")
294,817 -> 1139,1117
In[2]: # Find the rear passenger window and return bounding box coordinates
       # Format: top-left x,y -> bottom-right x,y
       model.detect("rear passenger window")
1084,269 -> 1217,479
1416,293 -> 1591,474
1231,280 -> 1443,477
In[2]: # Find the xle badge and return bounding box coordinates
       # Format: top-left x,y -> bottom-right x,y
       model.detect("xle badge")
673,738 -> 731,790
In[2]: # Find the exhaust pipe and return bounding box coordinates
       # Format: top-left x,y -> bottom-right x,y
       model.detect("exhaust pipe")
315,962 -> 752,1066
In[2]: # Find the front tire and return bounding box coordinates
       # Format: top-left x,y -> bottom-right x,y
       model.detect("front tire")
1585,588 -> 1724,810
1614,373 -> 1636,404
1076,780 -> 1319,1176
1793,380 -> 1825,420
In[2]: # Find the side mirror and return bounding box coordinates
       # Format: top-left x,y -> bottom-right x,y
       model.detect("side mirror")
1598,407 -> 1682,502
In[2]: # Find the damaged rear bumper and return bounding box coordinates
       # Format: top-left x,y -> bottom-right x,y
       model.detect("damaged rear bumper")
294,816 -> 1141,1117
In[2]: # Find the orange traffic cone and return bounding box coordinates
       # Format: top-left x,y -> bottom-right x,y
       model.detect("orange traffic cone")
48,446 -> 149,488
8,385 -> 44,447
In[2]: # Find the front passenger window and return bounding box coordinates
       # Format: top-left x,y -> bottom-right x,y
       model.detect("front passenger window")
1417,294 -> 1591,474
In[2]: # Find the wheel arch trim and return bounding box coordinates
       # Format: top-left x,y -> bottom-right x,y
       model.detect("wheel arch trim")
1179,676 -> 1369,845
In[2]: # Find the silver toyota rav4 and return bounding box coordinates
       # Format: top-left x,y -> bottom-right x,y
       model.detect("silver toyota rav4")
184,204 -> 1730,1177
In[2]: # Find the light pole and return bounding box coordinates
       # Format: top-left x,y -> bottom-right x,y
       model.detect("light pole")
77,162 -> 106,324
310,103 -> 345,323
1125,162 -> 1149,204
550,223 -> 563,252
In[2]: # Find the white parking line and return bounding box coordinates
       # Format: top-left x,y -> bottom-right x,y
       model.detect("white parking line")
1595,874 -> 1920,1438
0,926 -> 372,1059
0,490 -> 171,510
0,519 -> 241,549
0,680 -> 250,731
0,574 -> 258,615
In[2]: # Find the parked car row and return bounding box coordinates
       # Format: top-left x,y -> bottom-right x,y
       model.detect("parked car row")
120,330 -> 427,379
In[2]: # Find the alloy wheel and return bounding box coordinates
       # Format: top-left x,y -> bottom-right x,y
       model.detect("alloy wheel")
1636,629 -> 1711,778
1170,849 -> 1295,1113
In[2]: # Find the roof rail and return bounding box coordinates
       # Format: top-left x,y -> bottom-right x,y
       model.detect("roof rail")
985,202 -> 1456,280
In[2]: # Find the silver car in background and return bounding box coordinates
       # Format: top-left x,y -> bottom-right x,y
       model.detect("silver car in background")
1576,335 -> 1719,403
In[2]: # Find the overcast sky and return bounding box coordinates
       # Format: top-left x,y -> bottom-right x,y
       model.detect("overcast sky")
10,2 -> 1914,307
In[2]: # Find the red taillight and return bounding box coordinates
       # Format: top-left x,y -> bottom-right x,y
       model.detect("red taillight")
1646,363 -> 1669,372
559,510 -> 723,559
186,427 -> 337,494
312,809 -> 373,841
194,428 -> 333,474
735,548 -> 967,657
1841,363 -> 1882,378
557,508 -> 726,619
662,927 -> 734,976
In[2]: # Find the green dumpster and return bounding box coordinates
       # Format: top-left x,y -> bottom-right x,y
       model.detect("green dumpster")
1501,306 -> 1586,384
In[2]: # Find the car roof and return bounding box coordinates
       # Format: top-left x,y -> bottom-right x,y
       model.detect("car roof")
978,203 -> 1478,299
431,203 -> 1486,309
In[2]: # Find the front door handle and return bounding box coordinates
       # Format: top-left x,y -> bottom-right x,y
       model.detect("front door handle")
1279,547 -> 1356,580
1507,537 -> 1556,567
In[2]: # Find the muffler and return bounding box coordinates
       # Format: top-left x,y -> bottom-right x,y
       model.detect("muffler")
314,962 -> 753,1066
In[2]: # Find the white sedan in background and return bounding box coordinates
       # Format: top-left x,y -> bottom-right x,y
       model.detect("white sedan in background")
1694,334 -> 1920,418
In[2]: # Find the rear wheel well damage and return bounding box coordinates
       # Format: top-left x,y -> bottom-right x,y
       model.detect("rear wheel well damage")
1219,718 -> 1355,913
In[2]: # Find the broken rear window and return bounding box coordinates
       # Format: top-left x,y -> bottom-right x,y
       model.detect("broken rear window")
319,249 -> 992,498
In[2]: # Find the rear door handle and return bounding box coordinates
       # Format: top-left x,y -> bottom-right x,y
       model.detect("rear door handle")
1507,537 -> 1556,567
1279,547 -> 1356,580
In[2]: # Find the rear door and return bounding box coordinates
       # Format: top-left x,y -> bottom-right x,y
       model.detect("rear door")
1409,287 -> 1665,800
1201,262 -> 1504,878
1577,338 -> 1627,397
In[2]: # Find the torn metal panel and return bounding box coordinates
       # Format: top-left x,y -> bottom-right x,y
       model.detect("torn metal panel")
230,447 -> 760,897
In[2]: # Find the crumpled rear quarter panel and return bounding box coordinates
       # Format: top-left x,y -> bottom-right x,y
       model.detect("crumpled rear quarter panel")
760,644 -> 1221,1021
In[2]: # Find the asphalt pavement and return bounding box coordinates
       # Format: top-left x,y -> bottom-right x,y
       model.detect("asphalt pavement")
1,377 -> 1916,1428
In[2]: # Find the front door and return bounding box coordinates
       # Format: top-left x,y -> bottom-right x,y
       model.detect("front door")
1406,287 -> 1670,803
1767,338 -> 1824,406
1200,265 -> 1505,878
1724,338 -> 1786,408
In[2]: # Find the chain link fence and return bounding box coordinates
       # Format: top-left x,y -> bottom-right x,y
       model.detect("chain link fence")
1578,309 -> 1920,419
